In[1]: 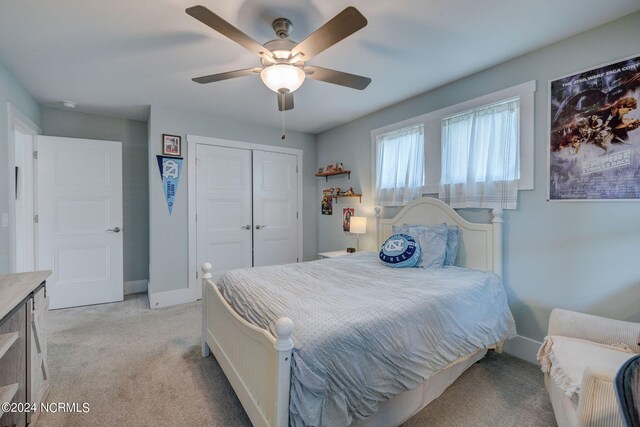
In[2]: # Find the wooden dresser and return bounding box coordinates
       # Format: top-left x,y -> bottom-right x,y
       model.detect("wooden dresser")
0,271 -> 50,427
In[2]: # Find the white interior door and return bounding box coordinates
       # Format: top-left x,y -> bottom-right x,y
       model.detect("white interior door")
196,144 -> 253,280
253,150 -> 298,267
14,125 -> 36,272
37,136 -> 123,309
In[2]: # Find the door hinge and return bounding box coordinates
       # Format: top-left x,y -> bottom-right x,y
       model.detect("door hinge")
195,214 -> 197,222
297,257 -> 299,262
33,151 -> 38,159
196,271 -> 199,279
296,211 -> 298,219
34,214 -> 39,223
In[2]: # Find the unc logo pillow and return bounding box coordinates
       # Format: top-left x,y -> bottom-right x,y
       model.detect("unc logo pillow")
379,234 -> 420,268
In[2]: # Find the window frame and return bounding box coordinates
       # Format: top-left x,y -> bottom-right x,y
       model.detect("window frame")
371,80 -> 536,202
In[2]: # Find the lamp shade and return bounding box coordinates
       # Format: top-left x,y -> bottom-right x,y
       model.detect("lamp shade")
349,216 -> 367,234
260,64 -> 305,93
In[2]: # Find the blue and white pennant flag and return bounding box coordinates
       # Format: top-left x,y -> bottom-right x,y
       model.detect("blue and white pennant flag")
157,155 -> 183,215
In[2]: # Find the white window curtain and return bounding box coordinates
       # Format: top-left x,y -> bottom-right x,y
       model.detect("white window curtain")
375,124 -> 425,206
439,98 -> 520,209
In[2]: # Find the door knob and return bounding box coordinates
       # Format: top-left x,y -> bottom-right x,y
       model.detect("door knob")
242,225 -> 251,230
255,225 -> 265,230
106,227 -> 121,233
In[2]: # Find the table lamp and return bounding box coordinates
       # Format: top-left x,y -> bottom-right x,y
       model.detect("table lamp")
349,216 -> 367,252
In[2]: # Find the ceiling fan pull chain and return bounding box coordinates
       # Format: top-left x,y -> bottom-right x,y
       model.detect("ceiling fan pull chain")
281,92 -> 286,140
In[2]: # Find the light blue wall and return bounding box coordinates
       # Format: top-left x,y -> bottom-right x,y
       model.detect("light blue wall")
316,12 -> 640,341
148,105 -> 317,294
0,60 -> 40,274
40,107 -> 149,283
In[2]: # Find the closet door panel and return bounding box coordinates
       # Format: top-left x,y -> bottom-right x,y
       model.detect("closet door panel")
253,151 -> 298,267
196,145 -> 253,278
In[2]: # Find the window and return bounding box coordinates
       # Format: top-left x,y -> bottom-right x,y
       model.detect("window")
371,80 -> 535,208
374,124 -> 425,206
439,98 -> 520,209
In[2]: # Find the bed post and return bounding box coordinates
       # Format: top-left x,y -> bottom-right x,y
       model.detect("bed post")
491,208 -> 503,278
201,262 -> 212,357
274,317 -> 294,427
375,206 -> 381,247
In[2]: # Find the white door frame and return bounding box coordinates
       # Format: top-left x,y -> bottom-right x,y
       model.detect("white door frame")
7,103 -> 41,273
187,134 -> 303,300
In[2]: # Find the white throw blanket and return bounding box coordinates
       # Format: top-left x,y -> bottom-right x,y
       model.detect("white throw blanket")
217,252 -> 517,427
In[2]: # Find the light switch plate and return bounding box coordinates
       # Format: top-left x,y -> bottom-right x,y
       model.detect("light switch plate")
1,213 -> 8,227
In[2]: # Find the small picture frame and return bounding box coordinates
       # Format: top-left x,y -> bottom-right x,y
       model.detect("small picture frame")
162,134 -> 181,157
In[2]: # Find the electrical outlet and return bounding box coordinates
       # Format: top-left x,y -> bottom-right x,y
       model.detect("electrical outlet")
1,213 -> 8,228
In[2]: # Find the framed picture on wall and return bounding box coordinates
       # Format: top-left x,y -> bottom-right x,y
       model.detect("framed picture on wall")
342,207 -> 354,232
548,54 -> 640,201
162,134 -> 181,157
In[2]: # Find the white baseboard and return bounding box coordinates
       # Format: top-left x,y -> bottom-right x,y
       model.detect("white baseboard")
124,280 -> 148,295
148,287 -> 196,309
503,335 -> 542,365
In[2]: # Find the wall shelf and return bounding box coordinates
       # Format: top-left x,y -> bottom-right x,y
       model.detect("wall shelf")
329,194 -> 362,203
315,170 -> 351,181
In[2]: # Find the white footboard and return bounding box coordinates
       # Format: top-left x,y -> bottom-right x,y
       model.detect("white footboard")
201,263 -> 293,427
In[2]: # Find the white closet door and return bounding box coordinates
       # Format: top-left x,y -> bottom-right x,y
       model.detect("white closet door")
196,145 -> 253,279
37,136 -> 123,309
253,150 -> 298,267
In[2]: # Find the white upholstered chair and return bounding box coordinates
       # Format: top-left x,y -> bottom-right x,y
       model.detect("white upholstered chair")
538,309 -> 640,427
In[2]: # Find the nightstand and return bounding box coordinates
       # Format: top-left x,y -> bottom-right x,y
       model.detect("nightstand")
317,250 -> 352,259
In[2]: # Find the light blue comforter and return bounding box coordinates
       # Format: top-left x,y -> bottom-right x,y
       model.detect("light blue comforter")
216,252 -> 516,427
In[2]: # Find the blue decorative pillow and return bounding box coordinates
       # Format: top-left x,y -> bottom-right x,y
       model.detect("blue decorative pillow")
444,226 -> 459,266
379,234 -> 421,268
393,224 -> 448,268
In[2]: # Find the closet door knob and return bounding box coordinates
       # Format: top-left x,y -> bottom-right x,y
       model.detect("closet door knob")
106,227 -> 121,233
255,225 -> 265,230
242,225 -> 251,230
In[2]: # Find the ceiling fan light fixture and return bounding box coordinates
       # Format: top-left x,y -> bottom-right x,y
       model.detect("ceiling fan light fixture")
260,64 -> 305,93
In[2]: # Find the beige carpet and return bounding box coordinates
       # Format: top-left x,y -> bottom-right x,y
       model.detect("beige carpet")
38,294 -> 556,427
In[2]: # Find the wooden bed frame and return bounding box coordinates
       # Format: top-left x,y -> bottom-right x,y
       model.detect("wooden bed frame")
201,197 -> 504,427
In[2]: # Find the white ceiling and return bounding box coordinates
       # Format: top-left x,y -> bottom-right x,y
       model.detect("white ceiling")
0,1 -> 638,134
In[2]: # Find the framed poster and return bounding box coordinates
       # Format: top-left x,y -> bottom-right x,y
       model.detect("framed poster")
342,207 -> 354,232
162,134 -> 181,157
321,196 -> 332,215
549,55 -> 640,201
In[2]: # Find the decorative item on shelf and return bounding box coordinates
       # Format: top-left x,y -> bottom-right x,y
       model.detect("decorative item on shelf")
336,162 -> 344,171
345,187 -> 355,196
318,167 -> 324,174
349,216 -> 367,251
325,163 -> 336,173
322,187 -> 334,197
335,187 -> 344,196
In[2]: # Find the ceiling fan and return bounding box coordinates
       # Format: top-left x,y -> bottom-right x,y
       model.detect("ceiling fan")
186,5 -> 372,112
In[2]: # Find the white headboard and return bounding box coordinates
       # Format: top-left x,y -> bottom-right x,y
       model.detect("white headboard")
375,197 -> 503,276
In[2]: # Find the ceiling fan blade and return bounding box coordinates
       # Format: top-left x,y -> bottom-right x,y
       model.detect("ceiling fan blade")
192,68 -> 261,84
277,92 -> 294,111
304,66 -> 371,90
186,5 -> 272,59
291,7 -> 367,61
